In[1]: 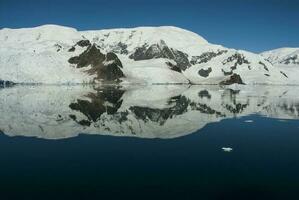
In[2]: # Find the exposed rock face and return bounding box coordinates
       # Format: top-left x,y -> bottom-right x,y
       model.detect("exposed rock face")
68,46 -> 75,52
68,40 -> 91,52
198,90 -> 211,99
198,67 -> 212,77
111,42 -> 129,55
54,44 -> 62,52
282,55 -> 299,65
68,44 -> 125,82
128,43 -> 148,59
220,74 -> 244,85
222,53 -> 250,66
76,40 -> 91,47
217,53 -> 252,78
259,61 -> 269,71
222,53 -> 250,76
0,80 -> 15,87
191,50 -> 227,65
166,61 -> 182,73
280,71 -> 288,78
129,40 -> 191,70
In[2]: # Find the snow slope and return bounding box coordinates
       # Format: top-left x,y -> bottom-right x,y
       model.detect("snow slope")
260,48 -> 299,85
0,25 -> 94,84
0,24 -> 296,85
260,47 -> 299,65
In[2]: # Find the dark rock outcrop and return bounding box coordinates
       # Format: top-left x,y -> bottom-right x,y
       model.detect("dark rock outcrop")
129,40 -> 191,70
111,42 -> 129,55
220,53 -> 250,76
68,46 -> 75,52
166,62 -> 182,73
76,40 -> 91,47
67,39 -> 91,53
280,71 -> 288,78
259,61 -> 269,71
198,67 -> 212,77
0,80 -> 15,88
198,90 -> 211,99
220,73 -> 244,85
54,44 -> 62,52
68,44 -> 125,82
191,50 -> 227,65
222,53 -> 250,72
222,53 -> 250,66
280,55 -> 299,65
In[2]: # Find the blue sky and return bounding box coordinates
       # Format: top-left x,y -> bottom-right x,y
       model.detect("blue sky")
0,0 -> 298,52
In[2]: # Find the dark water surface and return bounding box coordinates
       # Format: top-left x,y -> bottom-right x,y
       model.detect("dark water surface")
0,85 -> 299,199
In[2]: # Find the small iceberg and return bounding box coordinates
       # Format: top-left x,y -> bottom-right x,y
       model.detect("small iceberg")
222,147 -> 233,152
244,120 -> 254,123
278,119 -> 286,122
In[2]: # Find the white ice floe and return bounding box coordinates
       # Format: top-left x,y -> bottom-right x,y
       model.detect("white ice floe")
222,147 -> 233,152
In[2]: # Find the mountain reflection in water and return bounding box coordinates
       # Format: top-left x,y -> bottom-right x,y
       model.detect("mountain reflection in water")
0,84 -> 299,140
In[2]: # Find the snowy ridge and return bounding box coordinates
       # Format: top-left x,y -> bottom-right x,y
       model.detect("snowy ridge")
82,26 -> 210,55
0,24 -> 79,44
260,48 -> 299,85
0,25 -> 298,85
0,25 -> 94,84
260,47 -> 299,65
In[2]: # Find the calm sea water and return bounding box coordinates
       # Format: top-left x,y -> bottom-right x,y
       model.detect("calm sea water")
0,85 -> 299,199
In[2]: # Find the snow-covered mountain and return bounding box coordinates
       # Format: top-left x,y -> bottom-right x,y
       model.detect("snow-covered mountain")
1,85 -> 299,140
260,48 -> 299,65
0,24 -> 296,85
260,48 -> 299,85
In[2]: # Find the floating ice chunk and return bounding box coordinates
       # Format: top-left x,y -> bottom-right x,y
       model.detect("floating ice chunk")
278,119 -> 286,122
244,120 -> 254,123
222,147 -> 233,152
